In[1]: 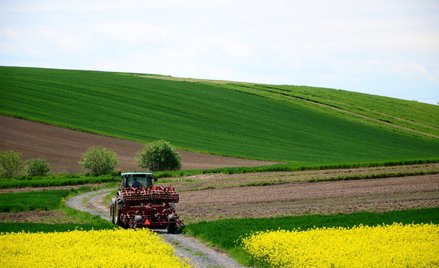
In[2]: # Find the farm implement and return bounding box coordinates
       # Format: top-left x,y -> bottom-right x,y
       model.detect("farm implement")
110,172 -> 183,233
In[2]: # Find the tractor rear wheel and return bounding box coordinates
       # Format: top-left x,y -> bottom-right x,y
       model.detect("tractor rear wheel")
110,203 -> 115,224
167,221 -> 176,234
114,204 -> 122,227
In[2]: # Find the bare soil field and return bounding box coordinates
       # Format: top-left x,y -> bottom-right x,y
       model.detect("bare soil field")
176,174 -> 439,221
0,116 -> 276,173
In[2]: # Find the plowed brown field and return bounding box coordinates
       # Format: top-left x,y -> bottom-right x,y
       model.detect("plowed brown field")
177,174 -> 439,221
0,116 -> 276,173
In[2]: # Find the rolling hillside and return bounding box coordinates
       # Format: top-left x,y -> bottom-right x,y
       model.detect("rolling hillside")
1,66 -> 438,165
217,82 -> 439,139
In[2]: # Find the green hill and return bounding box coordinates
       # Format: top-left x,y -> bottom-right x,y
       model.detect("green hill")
214,82 -> 439,140
1,66 -> 438,165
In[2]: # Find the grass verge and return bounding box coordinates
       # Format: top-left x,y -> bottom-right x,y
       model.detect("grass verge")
156,158 -> 439,179
238,170 -> 439,187
0,174 -> 117,189
184,208 -> 439,266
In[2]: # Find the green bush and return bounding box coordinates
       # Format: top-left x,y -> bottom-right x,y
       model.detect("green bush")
24,158 -> 50,176
79,146 -> 118,176
136,140 -> 181,171
0,151 -> 22,178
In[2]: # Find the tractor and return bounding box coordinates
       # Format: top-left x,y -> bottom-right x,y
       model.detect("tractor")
110,172 -> 183,233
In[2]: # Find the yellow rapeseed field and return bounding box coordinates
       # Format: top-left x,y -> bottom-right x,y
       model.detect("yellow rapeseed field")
0,229 -> 190,268
242,223 -> 439,267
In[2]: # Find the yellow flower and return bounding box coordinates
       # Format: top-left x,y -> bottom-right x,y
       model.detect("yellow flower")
242,223 -> 439,267
0,229 -> 190,268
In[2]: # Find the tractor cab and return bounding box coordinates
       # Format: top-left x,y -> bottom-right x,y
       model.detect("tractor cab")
121,172 -> 156,188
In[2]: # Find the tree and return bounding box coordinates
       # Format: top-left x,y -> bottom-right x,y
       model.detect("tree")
136,140 -> 181,171
79,146 -> 118,176
24,158 -> 50,176
0,150 -> 22,178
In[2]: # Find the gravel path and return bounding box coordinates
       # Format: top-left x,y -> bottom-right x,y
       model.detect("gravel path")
66,189 -> 111,221
66,188 -> 244,268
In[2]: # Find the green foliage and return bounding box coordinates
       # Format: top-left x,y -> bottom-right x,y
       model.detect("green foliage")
185,208 -> 439,266
1,67 -> 439,165
0,190 -> 70,212
0,151 -> 22,178
79,146 -> 118,176
24,158 -> 50,176
136,140 -> 181,171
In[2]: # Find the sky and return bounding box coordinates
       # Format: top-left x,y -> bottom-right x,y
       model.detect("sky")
1,0 -> 438,104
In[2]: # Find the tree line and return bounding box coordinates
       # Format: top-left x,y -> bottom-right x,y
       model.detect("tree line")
0,140 -> 181,178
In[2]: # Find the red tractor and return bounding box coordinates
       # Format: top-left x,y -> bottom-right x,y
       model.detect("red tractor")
110,172 -> 183,233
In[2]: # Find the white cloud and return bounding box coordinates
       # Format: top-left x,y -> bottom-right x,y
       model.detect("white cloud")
1,0 -> 438,103
92,22 -> 170,46
37,29 -> 91,52
362,60 -> 437,81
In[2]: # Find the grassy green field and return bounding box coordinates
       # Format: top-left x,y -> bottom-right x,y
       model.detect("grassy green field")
216,82 -> 439,139
1,66 -> 438,165
0,188 -> 114,233
0,190 -> 70,212
184,208 -> 439,266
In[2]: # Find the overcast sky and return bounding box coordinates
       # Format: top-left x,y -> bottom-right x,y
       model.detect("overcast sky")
1,0 -> 438,104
